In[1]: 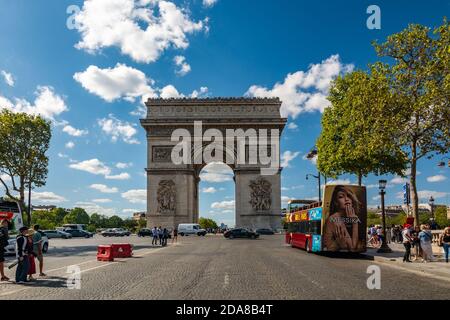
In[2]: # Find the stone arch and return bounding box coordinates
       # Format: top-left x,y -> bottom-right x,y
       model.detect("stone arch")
140,98 -> 287,230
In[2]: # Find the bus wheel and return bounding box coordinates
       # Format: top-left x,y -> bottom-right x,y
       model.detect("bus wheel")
305,239 -> 311,253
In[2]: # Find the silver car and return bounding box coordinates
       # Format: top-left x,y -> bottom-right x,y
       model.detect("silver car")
43,229 -> 72,239
4,233 -> 49,255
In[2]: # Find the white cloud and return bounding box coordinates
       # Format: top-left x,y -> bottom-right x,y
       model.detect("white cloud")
327,179 -> 351,185
98,114 -> 140,144
174,55 -> 191,76
426,175 -> 446,183
58,153 -> 68,158
390,176 -> 408,185
31,191 -> 67,203
74,63 -> 155,102
70,159 -> 111,175
281,150 -> 300,168
65,141 -> 75,149
203,0 -> 218,7
122,208 -> 140,214
190,86 -> 209,98
75,202 -> 117,217
372,195 -> 381,201
105,172 -> 131,180
245,55 -> 353,118
73,0 -> 205,64
287,122 -> 298,130
417,190 -> 449,200
211,200 -> 235,210
92,198 -> 112,203
1,70 -> 14,87
130,104 -> 147,117
116,162 -> 133,169
122,189 -> 147,204
281,196 -> 294,205
202,187 -> 217,193
63,125 -> 88,137
89,183 -> 118,193
159,84 -> 182,99
200,162 -> 233,183
1,86 -> 68,121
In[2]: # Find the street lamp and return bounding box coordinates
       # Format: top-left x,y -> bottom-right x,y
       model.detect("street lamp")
306,174 -> 321,202
429,196 -> 435,219
377,179 -> 392,253
437,157 -> 450,168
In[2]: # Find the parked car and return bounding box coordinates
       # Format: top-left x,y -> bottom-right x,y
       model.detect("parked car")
64,229 -> 93,238
101,228 -> 131,237
224,228 -> 259,239
43,229 -> 72,239
255,228 -> 274,235
138,228 -> 152,237
4,232 -> 49,255
178,223 -> 207,236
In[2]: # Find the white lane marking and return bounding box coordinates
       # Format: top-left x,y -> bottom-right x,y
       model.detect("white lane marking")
45,259 -> 98,273
223,273 -> 229,289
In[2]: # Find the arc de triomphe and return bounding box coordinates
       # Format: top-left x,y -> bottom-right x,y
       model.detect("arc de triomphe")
140,97 -> 287,230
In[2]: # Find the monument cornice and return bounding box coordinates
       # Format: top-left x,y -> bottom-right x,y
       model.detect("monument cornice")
145,97 -> 281,106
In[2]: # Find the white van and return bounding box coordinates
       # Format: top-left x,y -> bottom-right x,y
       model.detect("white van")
177,224 -> 207,236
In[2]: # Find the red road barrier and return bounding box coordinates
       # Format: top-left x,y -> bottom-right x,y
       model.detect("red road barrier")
111,243 -> 133,258
97,245 -> 114,261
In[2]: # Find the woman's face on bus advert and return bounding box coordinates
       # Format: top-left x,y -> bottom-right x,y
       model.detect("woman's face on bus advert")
336,190 -> 352,211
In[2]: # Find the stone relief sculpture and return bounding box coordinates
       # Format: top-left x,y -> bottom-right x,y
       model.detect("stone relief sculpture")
153,147 -> 172,162
157,180 -> 176,213
249,177 -> 272,211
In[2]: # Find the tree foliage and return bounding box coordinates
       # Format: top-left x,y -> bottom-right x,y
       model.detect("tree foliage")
199,217 -> 218,230
372,19 -> 450,225
0,110 -> 51,225
63,207 -> 90,225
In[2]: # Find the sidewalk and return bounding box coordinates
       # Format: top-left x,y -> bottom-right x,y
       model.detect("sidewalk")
363,242 -> 450,282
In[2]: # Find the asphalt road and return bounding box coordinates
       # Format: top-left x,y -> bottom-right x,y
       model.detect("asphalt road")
1,234 -> 449,299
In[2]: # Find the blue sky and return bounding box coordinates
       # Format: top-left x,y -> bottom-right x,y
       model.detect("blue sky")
0,0 -> 449,227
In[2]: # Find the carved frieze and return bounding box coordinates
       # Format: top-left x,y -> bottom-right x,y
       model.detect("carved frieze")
249,177 -> 272,211
157,180 -> 176,214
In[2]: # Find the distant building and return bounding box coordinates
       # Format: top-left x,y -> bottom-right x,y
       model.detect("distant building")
133,212 -> 146,221
32,205 -> 57,212
374,204 -> 446,217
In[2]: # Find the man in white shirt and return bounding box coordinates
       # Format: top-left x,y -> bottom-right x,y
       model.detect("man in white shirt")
402,224 -> 413,262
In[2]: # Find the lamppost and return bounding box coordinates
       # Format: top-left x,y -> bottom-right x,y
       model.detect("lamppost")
377,179 -> 392,253
429,196 -> 435,219
437,156 -> 450,168
306,174 -> 321,202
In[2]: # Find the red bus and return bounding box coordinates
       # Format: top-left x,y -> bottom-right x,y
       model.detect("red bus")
285,185 -> 367,253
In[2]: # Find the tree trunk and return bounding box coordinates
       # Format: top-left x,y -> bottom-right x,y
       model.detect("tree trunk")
19,177 -> 30,226
358,171 -> 362,186
410,141 -> 419,227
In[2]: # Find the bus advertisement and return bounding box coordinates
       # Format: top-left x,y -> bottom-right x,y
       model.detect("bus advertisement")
0,198 -> 24,231
285,185 -> 367,253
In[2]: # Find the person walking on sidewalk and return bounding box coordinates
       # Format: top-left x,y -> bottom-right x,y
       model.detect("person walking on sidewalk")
439,227 -> 450,263
172,228 -> 178,243
419,224 -> 437,262
158,226 -> 163,245
32,225 -> 46,277
402,224 -> 413,262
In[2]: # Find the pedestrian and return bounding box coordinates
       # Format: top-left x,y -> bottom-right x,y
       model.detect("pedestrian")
151,226 -> 158,246
439,227 -> 450,263
411,225 -> 421,260
376,226 -> 384,245
172,228 -> 178,243
158,226 -> 163,245
419,224 -> 437,262
0,219 -> 10,281
32,225 -> 46,277
402,224 -> 413,263
26,229 -> 36,281
15,226 -> 31,284
162,228 -> 168,246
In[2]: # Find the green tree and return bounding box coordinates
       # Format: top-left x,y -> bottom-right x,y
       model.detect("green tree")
317,68 -> 407,185
199,217 -> 218,230
63,207 -> 90,225
0,110 -> 52,225
31,210 -> 56,230
52,207 -> 68,225
107,215 -> 124,228
434,206 -> 450,229
123,219 -> 138,232
373,20 -> 450,225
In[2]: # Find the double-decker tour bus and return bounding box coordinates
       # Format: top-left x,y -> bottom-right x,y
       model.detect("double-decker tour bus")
0,197 -> 24,231
285,185 -> 367,253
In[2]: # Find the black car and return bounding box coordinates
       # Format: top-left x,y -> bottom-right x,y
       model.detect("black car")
101,228 -> 131,237
223,228 -> 259,239
64,229 -> 93,238
138,228 -> 152,237
255,228 -> 274,235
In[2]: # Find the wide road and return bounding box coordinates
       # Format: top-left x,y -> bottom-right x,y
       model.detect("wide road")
1,234 -> 449,299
